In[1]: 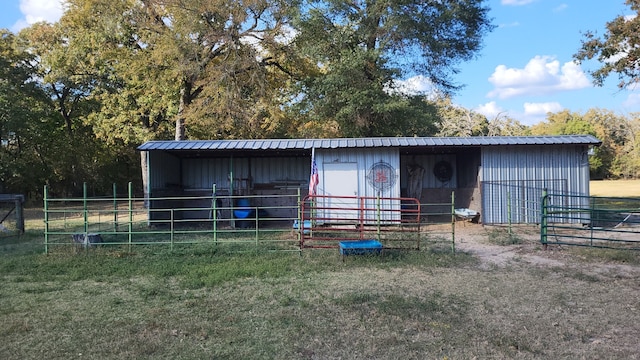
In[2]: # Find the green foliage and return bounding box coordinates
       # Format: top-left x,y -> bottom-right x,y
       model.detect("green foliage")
531,108 -> 640,179
574,0 -> 640,89
60,0 -> 298,142
290,0 -> 494,137
0,30 -> 89,197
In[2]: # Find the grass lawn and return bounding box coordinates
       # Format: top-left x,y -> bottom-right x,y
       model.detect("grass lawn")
590,179 -> 640,197
1,229 -> 640,359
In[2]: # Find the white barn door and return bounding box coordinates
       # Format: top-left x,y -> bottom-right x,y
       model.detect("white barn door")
322,162 -> 359,223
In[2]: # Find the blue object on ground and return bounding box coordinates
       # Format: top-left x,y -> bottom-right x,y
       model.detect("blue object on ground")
292,219 -> 311,234
339,240 -> 383,255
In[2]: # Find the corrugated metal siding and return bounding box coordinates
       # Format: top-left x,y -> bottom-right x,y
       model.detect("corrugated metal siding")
316,148 -> 400,222
251,157 -> 308,185
481,145 -> 590,224
182,157 -> 308,193
149,151 -> 180,190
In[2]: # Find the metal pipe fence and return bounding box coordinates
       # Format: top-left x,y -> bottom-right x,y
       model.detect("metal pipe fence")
300,192 -> 456,253
43,183 -> 303,253
43,184 -> 459,254
541,191 -> 640,250
482,180 -> 567,224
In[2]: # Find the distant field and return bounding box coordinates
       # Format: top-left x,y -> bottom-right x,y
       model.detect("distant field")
590,179 -> 640,197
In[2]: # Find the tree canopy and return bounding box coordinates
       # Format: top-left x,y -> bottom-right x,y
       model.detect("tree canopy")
574,0 -> 640,89
55,0 -> 299,142
290,0 -> 494,137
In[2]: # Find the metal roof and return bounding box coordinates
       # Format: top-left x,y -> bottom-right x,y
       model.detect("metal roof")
138,135 -> 601,151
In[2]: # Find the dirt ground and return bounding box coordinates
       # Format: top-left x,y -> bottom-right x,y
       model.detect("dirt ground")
453,222 -> 640,278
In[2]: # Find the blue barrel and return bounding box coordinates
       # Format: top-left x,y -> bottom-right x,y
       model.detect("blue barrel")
234,198 -> 254,220
237,198 -> 250,207
234,209 -> 254,219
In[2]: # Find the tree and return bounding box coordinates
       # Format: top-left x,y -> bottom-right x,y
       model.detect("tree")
41,0 -> 302,198
434,97 -> 488,136
582,109 -> 629,179
290,0 -> 494,137
0,30 -> 92,197
528,109 -> 640,179
19,22 -> 110,195
593,112 -> 640,179
486,113 -> 530,136
574,0 -> 640,89
58,0 -> 298,142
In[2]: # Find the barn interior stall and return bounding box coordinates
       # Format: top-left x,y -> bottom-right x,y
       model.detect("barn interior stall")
400,147 -> 481,222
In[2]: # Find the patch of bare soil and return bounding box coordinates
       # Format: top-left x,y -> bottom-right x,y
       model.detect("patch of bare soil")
453,223 -> 640,277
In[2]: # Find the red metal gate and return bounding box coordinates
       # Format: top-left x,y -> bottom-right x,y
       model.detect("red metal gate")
299,195 -> 421,249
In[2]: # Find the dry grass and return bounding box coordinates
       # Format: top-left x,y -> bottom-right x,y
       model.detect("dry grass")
1,230 -> 640,359
1,205 -> 640,359
590,179 -> 640,197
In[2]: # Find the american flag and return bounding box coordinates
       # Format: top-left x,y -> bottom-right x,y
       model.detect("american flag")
309,151 -> 319,196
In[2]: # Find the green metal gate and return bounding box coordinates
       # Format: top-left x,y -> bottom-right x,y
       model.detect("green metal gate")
541,191 -> 640,250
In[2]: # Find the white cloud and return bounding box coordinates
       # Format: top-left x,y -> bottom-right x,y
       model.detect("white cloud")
502,0 -> 536,5
487,56 -> 591,99
519,102 -> 563,126
523,102 -> 562,115
12,0 -> 65,31
623,93 -> 640,108
473,101 -> 563,127
474,101 -> 505,119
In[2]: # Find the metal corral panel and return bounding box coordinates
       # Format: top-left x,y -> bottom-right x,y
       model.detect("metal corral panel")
316,148 -> 400,223
481,145 -> 590,224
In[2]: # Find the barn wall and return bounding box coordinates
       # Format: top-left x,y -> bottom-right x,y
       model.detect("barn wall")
149,151 -> 181,191
316,148 -> 400,198
316,148 -> 400,222
181,156 -> 308,193
481,145 -> 590,224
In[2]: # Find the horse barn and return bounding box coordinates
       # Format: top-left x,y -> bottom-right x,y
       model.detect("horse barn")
138,135 -> 601,225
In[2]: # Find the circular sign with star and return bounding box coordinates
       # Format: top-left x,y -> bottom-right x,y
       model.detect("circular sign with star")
367,162 -> 397,192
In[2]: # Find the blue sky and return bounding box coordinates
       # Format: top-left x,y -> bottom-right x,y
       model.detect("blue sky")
1,0 -> 638,126
451,0 -> 640,125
